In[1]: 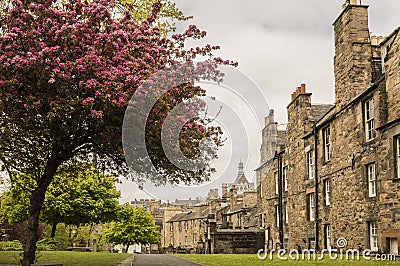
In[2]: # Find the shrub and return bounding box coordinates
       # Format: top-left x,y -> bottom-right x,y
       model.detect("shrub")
37,238 -> 57,251
0,240 -> 23,251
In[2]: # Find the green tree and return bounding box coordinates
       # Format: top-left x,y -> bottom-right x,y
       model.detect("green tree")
105,204 -> 161,253
0,164 -> 120,238
117,0 -> 191,35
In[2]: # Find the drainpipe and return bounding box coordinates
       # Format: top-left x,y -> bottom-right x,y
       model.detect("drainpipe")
313,123 -> 320,251
275,151 -> 284,247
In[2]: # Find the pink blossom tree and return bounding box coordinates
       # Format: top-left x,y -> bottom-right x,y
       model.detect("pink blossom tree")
0,0 -> 235,264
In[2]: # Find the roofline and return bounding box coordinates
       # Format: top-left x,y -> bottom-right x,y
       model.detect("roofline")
317,76 -> 384,131
332,4 -> 369,26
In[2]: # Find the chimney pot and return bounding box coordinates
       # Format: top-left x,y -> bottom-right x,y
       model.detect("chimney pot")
301,83 -> 306,93
377,36 -> 384,44
371,36 -> 378,45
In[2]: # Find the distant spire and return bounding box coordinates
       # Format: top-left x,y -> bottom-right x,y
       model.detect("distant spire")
238,160 -> 244,176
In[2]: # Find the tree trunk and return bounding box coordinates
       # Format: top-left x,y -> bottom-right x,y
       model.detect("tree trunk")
124,244 -> 130,253
21,158 -> 60,266
50,222 -> 57,238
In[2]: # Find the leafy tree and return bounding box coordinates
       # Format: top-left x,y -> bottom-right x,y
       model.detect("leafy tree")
105,204 -> 161,253
116,0 -> 191,35
0,164 -> 120,238
0,0 -> 233,264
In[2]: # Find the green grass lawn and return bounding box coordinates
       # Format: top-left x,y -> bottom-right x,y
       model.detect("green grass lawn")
0,251 -> 132,266
174,254 -> 399,266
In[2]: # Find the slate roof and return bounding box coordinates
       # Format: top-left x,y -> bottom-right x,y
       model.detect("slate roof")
167,208 -> 210,223
310,104 -> 334,122
167,211 -> 196,222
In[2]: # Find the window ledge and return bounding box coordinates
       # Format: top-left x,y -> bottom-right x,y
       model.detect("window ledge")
364,138 -> 377,145
322,160 -> 331,166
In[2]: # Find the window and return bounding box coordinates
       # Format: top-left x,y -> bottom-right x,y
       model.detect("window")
283,166 -> 288,192
284,202 -> 289,225
324,179 -> 331,206
184,221 -> 188,231
369,222 -> 378,252
325,225 -> 331,251
309,238 -> 316,250
396,136 -> 400,179
178,221 -> 182,231
275,205 -> 280,228
185,236 -> 188,245
323,127 -> 331,162
365,98 -> 375,141
308,193 -> 315,221
307,151 -> 314,179
367,163 -> 377,198
275,172 -> 279,195
170,223 -> 173,232
170,236 -> 174,246
193,233 -> 196,244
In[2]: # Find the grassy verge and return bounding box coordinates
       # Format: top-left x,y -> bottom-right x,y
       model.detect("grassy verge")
174,254 -> 398,266
0,251 -> 132,266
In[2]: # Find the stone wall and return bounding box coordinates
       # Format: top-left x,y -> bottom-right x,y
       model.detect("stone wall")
211,230 -> 265,254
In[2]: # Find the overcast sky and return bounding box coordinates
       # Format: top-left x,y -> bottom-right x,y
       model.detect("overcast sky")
117,0 -> 400,203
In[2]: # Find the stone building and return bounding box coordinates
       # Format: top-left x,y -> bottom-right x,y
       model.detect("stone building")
163,204 -> 210,252
257,0 -> 400,254
162,162 -> 261,253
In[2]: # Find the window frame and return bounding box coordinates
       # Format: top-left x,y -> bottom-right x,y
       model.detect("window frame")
275,205 -> 280,228
283,166 -> 288,192
369,222 -> 378,252
325,224 -> 331,251
308,193 -> 315,222
323,127 -> 331,162
364,98 -> 375,141
367,163 -> 377,198
307,150 -> 315,179
324,179 -> 331,206
284,202 -> 289,225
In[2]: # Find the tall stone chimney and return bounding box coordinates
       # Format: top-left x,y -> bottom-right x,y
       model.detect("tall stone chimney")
222,183 -> 228,198
333,0 -> 372,108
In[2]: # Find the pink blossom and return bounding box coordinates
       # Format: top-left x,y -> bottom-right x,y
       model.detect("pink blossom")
82,97 -> 95,105
90,109 -> 103,118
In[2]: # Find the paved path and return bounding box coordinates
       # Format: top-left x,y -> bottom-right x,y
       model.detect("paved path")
127,254 -> 202,266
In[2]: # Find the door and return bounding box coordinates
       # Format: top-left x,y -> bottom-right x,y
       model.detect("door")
390,238 -> 398,255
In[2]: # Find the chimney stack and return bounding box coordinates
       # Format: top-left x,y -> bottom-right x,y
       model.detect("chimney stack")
343,0 -> 359,9
291,83 -> 307,101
